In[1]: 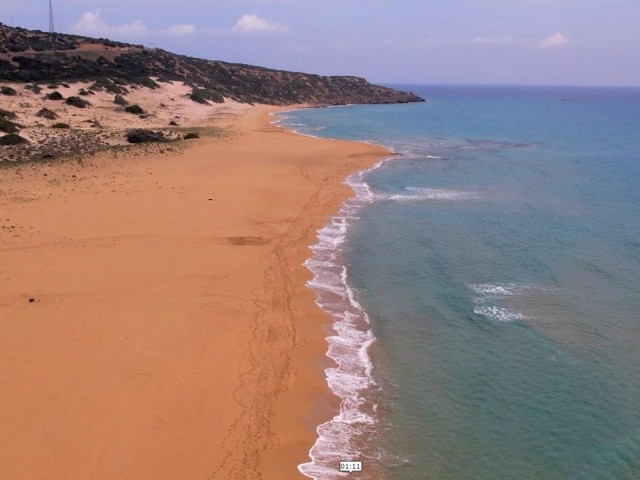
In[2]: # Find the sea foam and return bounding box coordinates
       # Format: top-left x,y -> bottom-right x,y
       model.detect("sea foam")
468,283 -> 532,323
381,187 -> 480,202
298,159 -> 391,480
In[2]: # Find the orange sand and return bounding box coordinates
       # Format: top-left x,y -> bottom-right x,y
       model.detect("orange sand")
0,105 -> 388,479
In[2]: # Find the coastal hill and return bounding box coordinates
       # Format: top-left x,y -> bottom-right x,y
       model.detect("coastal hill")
0,24 -> 423,105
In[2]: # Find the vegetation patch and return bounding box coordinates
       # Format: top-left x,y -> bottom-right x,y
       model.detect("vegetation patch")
90,78 -> 129,95
113,94 -> 129,106
36,108 -> 58,120
24,84 -> 42,94
192,88 -> 224,104
125,129 -> 170,144
66,96 -> 91,108
0,24 -> 425,106
189,93 -> 209,105
136,76 -> 160,89
1,86 -> 17,96
0,133 -> 28,145
124,104 -> 145,114
0,118 -> 20,134
46,91 -> 64,101
0,108 -> 17,120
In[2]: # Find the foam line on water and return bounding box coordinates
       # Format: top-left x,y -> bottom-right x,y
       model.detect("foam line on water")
467,282 -> 555,323
298,157 -> 393,480
376,187 -> 480,202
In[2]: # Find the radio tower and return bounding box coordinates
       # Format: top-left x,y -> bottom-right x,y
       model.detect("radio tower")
48,0 -> 55,34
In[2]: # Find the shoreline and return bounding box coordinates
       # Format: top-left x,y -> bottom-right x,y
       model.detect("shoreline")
271,110 -> 397,478
0,102 -> 388,478
296,154 -> 394,480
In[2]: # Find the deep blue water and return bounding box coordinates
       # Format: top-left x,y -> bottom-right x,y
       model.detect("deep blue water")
281,85 -> 640,479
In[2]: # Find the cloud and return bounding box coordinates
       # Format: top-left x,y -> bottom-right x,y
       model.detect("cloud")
232,14 -> 290,34
472,36 -> 513,45
71,10 -> 197,38
539,33 -> 569,48
166,24 -> 196,37
71,10 -> 148,37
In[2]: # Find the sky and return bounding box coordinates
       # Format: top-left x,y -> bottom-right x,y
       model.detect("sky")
2,0 -> 639,87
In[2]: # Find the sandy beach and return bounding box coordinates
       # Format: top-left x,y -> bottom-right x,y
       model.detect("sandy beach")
0,100 -> 388,479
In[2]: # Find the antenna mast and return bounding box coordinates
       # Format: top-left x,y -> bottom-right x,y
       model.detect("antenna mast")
48,0 -> 55,34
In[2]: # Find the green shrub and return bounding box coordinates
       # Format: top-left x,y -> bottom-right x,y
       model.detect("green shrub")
90,78 -> 129,95
1,86 -> 18,96
125,104 -> 145,114
0,108 -> 17,120
0,118 -> 20,134
47,91 -> 64,101
36,108 -> 58,120
137,77 -> 160,89
125,129 -> 169,143
113,94 -> 129,106
0,133 -> 28,145
66,96 -> 91,108
191,88 -> 224,104
24,84 -> 42,94
189,93 -> 209,105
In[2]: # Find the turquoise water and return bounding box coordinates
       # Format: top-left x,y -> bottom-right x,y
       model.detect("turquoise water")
281,85 -> 640,479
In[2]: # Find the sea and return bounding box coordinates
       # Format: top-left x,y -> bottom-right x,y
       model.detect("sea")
275,84 -> 640,480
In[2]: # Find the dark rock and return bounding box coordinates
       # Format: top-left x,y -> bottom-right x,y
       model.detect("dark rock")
28,298 -> 35,303
51,122 -> 70,129
169,120 -> 178,126
183,132 -> 200,140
